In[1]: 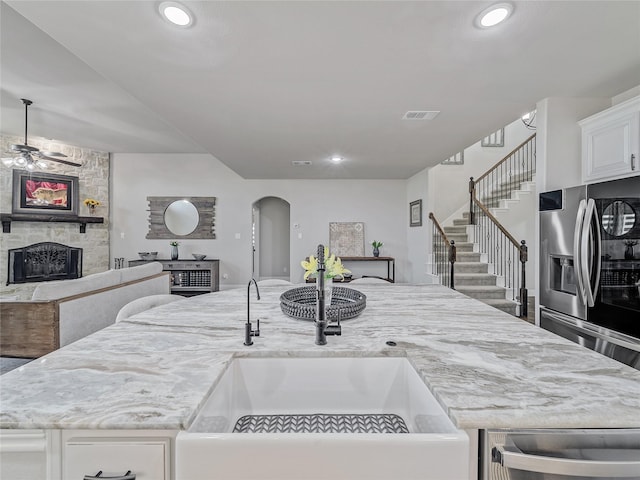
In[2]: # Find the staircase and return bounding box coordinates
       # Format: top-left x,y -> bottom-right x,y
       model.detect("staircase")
429,133 -> 536,318
443,212 -> 519,316
477,171 -> 536,209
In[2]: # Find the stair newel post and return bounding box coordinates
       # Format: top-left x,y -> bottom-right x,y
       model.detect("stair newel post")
519,240 -> 528,318
448,240 -> 456,290
468,177 -> 475,225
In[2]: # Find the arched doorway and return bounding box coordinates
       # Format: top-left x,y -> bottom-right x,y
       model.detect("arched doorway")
252,196 -> 291,281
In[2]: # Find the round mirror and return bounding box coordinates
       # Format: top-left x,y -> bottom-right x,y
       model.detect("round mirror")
603,201 -> 636,237
164,200 -> 199,236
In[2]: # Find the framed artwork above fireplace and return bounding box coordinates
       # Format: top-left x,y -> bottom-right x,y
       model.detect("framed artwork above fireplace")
12,170 -> 79,216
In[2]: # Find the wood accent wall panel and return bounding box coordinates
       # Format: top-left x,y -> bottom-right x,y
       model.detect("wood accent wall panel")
0,302 -> 59,358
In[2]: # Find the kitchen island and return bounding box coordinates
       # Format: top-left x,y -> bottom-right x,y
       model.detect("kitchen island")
2,284 -> 640,478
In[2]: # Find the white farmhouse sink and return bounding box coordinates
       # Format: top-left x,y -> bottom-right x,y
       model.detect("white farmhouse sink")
176,357 -> 469,480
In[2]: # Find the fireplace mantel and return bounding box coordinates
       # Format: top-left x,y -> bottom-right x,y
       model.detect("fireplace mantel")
0,213 -> 104,234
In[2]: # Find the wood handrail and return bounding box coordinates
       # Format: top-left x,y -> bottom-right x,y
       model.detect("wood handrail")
428,212 -> 451,244
474,133 -> 536,184
471,196 -> 520,248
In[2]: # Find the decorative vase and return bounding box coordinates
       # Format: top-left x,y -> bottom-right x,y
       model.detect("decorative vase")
625,245 -> 634,260
324,277 -> 333,306
171,245 -> 179,260
87,205 -> 96,216
373,247 -> 380,257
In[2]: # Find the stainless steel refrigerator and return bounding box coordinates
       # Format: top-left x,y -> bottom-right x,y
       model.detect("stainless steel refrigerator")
539,176 -> 640,370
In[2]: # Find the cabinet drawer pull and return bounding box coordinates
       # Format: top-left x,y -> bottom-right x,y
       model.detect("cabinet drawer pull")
83,470 -> 136,480
632,153 -> 636,171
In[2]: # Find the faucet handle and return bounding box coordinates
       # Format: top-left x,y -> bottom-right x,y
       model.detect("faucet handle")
325,323 -> 341,336
254,319 -> 260,337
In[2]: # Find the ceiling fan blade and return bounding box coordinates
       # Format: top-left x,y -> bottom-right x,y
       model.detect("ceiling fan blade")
40,155 -> 82,167
9,99 -> 80,168
40,151 -> 68,158
10,144 -> 38,153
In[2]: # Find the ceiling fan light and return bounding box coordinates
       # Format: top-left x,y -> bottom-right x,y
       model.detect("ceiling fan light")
36,160 -> 48,169
26,162 -> 36,171
1,157 -> 15,167
15,157 -> 27,166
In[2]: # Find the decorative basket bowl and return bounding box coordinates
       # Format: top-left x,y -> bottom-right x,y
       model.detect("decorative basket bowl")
280,286 -> 366,322
138,252 -> 158,261
192,254 -> 207,261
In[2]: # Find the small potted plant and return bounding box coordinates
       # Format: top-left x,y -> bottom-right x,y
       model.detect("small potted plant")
83,198 -> 101,215
371,240 -> 383,257
170,241 -> 180,260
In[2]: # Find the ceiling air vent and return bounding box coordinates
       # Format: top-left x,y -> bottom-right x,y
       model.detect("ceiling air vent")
292,160 -> 312,166
403,111 -> 440,120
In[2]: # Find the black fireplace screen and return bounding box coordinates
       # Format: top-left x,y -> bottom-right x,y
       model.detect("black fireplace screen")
7,242 -> 82,285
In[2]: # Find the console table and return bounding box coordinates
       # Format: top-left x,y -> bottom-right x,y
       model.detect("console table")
306,256 -> 395,283
129,259 -> 219,296
340,256 -> 395,283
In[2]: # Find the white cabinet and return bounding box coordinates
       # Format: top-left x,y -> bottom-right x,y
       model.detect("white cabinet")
580,96 -> 640,184
62,431 -> 173,480
0,429 -> 58,480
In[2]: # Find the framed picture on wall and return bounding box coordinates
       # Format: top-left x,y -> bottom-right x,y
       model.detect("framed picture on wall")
12,169 -> 79,216
409,199 -> 422,227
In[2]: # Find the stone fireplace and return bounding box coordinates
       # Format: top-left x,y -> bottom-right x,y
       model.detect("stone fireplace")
7,242 -> 82,284
0,134 -> 110,300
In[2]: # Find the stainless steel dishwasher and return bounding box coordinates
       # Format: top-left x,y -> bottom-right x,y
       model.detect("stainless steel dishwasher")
481,429 -> 640,479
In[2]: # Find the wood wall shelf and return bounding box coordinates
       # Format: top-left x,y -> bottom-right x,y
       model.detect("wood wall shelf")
0,213 -> 104,234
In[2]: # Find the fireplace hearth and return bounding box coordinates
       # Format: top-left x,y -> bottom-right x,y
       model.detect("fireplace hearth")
7,242 -> 82,285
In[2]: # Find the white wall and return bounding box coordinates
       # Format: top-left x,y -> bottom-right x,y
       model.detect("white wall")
406,168 -> 432,284
111,153 -> 408,287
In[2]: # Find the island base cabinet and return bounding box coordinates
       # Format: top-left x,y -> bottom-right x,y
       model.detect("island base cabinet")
0,430 -> 56,480
62,431 -> 174,480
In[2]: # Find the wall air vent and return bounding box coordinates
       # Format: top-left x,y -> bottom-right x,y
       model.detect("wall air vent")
403,111 -> 440,120
292,161 -> 312,166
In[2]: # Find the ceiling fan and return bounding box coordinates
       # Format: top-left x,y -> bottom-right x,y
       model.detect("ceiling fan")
2,98 -> 81,170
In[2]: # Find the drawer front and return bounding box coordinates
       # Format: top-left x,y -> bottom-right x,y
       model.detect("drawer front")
163,262 -> 189,270
64,440 -> 167,480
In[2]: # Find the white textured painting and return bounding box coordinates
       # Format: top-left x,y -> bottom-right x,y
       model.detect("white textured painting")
329,222 -> 364,256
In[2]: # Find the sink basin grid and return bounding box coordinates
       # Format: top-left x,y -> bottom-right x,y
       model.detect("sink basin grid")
176,357 -> 469,480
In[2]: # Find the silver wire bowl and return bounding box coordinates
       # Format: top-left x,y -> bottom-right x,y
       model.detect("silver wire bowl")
280,286 -> 366,322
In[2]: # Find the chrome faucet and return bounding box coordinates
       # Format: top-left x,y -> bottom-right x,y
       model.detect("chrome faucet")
315,244 -> 341,345
245,278 -> 261,346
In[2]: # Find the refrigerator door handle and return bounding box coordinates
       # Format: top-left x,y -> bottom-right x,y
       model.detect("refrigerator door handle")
573,199 -> 588,305
492,444 -> 640,477
582,198 -> 601,307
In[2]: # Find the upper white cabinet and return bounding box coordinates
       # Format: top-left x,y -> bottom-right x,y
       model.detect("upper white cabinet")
580,96 -> 640,184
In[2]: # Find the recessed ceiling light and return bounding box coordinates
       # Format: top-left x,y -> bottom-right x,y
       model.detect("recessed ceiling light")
330,155 -> 343,163
476,3 -> 513,28
159,2 -> 193,27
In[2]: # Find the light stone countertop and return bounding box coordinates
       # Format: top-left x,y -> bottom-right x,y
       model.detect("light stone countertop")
1,284 -> 639,431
